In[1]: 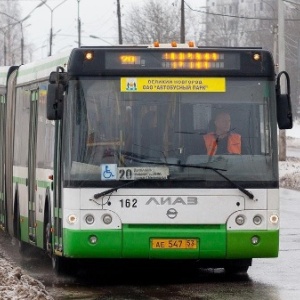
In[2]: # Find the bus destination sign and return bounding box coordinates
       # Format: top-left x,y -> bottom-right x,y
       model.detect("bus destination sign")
105,50 -> 240,70
120,77 -> 226,92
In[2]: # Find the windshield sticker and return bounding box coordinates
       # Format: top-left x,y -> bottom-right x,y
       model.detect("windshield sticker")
121,77 -> 226,93
101,164 -> 118,180
118,167 -> 169,180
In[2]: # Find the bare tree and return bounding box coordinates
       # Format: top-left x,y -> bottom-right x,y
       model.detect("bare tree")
123,0 -> 182,44
0,0 -> 31,65
284,3 -> 300,117
122,0 -> 206,45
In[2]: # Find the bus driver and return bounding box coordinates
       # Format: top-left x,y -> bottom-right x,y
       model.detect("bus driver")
203,111 -> 242,156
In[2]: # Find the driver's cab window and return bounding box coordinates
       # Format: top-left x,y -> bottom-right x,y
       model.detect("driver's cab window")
183,104 -> 267,161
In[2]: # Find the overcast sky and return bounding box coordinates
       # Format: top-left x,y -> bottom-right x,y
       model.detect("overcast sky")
19,0 -> 205,61
20,0 -> 128,60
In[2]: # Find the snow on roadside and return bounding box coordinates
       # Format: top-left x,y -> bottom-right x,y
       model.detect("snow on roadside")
0,245 -> 54,299
279,136 -> 300,190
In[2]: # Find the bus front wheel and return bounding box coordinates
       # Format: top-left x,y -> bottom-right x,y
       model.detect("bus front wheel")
224,259 -> 251,274
52,255 -> 66,274
52,255 -> 76,275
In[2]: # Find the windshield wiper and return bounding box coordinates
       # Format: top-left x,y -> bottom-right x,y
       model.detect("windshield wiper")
94,180 -> 142,199
203,165 -> 254,200
123,155 -> 254,200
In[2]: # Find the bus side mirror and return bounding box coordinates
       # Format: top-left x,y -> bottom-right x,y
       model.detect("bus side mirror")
47,67 -> 67,120
47,83 -> 64,120
276,71 -> 293,129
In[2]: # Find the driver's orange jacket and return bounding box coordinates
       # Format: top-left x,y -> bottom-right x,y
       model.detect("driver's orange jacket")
203,132 -> 241,155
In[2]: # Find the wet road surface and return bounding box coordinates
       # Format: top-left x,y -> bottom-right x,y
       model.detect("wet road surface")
0,188 -> 299,300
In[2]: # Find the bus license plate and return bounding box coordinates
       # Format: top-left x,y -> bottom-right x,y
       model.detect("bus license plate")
151,239 -> 198,249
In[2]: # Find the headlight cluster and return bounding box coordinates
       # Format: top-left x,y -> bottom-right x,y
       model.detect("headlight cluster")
235,214 -> 264,226
67,213 -> 113,225
235,213 -> 279,226
85,213 -> 113,225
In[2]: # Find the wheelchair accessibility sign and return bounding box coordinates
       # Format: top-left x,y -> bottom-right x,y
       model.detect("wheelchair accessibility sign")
101,164 -> 117,180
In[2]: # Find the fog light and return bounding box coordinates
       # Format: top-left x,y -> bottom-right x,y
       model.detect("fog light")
103,214 -> 112,225
67,214 -> 77,224
89,235 -> 98,244
270,214 -> 279,224
85,214 -> 95,225
251,236 -> 260,245
253,215 -> 262,225
235,215 -> 245,226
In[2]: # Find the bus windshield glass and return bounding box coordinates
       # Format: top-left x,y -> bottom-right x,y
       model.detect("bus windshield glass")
62,76 -> 278,187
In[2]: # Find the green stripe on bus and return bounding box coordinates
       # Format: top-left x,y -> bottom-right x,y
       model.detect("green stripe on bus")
13,176 -> 27,185
36,180 -> 51,189
13,176 -> 51,189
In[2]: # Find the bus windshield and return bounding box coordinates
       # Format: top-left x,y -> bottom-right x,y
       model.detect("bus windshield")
62,77 -> 278,187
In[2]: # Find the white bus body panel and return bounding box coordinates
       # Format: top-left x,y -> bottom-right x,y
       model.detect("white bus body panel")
62,188 -> 278,231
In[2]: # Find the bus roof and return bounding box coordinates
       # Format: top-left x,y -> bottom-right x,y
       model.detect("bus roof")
16,49 -> 71,85
0,66 -> 14,86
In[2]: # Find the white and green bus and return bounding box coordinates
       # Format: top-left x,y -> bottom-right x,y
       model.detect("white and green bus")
0,44 -> 293,274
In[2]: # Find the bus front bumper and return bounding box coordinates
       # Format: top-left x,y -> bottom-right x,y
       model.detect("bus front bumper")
62,225 -> 279,259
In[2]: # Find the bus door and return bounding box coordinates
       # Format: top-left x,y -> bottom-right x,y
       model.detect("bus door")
0,93 -> 6,229
53,120 -> 63,254
28,89 -> 38,243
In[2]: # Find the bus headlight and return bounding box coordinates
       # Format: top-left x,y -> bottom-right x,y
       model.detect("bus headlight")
103,214 -> 113,225
270,214 -> 279,224
253,215 -> 262,225
67,214 -> 77,224
235,215 -> 246,226
85,214 -> 95,225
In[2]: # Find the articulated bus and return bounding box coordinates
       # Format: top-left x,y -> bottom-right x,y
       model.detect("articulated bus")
0,43 -> 293,274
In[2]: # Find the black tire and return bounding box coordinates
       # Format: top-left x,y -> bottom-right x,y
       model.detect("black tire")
14,200 -> 31,255
52,255 -> 65,274
52,255 -> 76,275
224,259 -> 251,274
224,265 -> 249,274
13,194 -> 20,239
43,202 -> 52,256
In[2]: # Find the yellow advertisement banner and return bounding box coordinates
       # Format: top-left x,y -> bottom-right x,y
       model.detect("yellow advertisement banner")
121,77 -> 226,93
